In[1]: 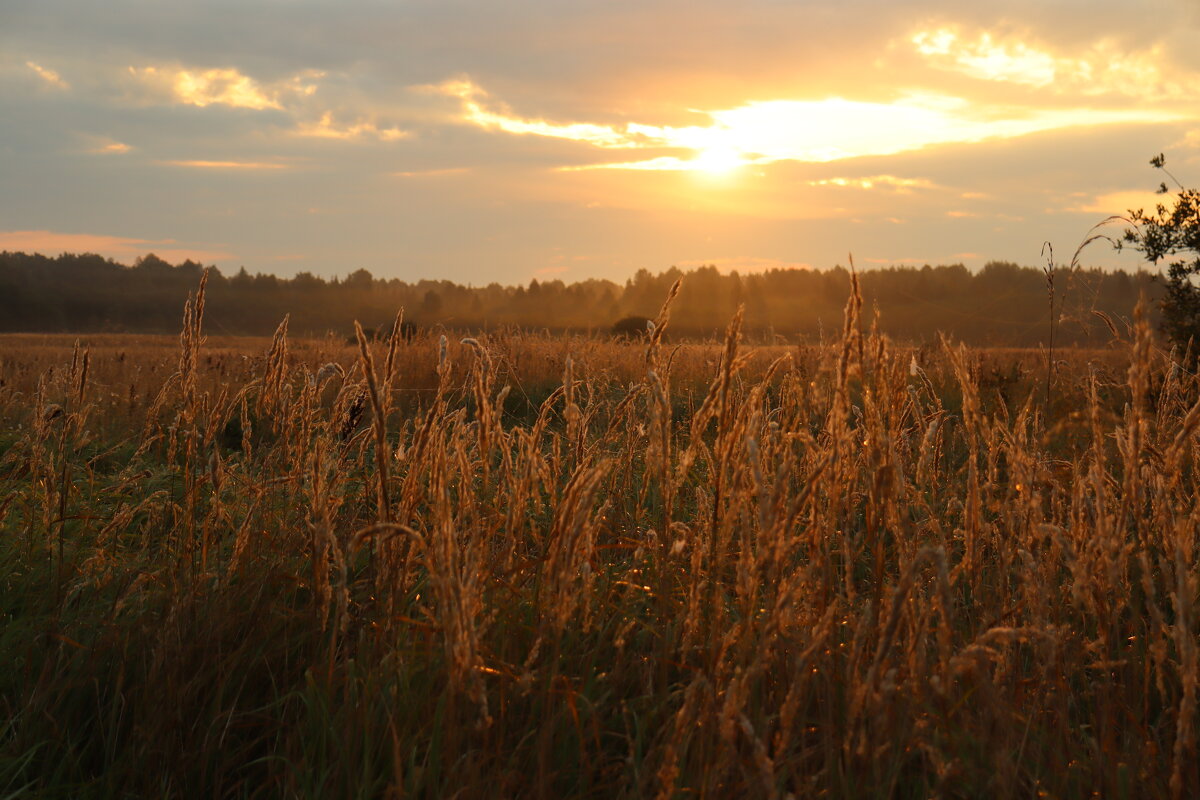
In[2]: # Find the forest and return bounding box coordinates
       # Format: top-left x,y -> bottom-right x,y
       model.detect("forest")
0,250 -> 1162,345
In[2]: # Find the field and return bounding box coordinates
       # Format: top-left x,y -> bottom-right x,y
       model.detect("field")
1,277 -> 1197,798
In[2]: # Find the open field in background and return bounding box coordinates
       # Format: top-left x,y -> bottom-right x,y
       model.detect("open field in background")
0,331 -> 1132,429
1,278 -> 1198,798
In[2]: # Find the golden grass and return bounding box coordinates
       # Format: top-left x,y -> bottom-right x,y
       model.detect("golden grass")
0,274 -> 1195,798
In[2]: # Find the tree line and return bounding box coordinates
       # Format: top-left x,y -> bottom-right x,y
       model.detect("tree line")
0,250 -> 1162,346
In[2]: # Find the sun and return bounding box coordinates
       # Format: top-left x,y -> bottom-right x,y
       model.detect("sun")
664,124 -> 748,175
690,145 -> 745,175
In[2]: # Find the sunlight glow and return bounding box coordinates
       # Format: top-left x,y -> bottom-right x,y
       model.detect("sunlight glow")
690,145 -> 745,175
442,78 -> 1180,173
557,157 -> 698,172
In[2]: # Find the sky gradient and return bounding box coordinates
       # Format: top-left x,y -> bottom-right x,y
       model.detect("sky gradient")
3,0 -> 1198,284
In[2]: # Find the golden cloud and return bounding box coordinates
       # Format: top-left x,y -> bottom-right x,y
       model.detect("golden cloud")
435,79 -> 646,148
294,111 -> 408,141
82,135 -> 132,155
127,65 -> 323,110
1070,189 -> 1172,215
912,29 -> 1057,86
440,78 -> 1181,172
161,160 -> 290,169
912,26 -> 1200,102
26,61 -> 69,89
806,175 -> 937,192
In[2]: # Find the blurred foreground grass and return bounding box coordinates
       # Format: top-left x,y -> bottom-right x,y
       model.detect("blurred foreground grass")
0,276 -> 1195,798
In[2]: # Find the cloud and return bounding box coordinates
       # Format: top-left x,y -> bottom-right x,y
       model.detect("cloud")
391,167 -> 470,178
912,29 -> 1057,87
126,65 -> 321,110
94,142 -> 132,154
160,159 -> 290,169
911,26 -> 1200,101
26,61 -> 69,89
1069,189 -> 1171,215
81,135 -> 132,154
294,111 -> 408,141
0,230 -> 231,264
806,175 -> 937,192
119,63 -> 411,145
442,77 -> 1183,171
432,79 -> 647,148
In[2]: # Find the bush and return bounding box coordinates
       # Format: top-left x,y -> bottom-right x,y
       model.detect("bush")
1124,154 -> 1200,348
610,315 -> 653,339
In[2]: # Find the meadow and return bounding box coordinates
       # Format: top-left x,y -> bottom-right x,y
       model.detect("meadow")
1,274 -> 1196,798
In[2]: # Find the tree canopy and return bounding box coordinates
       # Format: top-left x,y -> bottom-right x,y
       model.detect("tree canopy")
0,250 -> 1160,346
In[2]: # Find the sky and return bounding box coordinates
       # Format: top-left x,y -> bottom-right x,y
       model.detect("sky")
2,0 -> 1199,285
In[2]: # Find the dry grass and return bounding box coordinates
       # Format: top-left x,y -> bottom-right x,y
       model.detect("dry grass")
0,274 -> 1196,798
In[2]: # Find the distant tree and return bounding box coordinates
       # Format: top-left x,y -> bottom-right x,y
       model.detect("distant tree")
743,277 -> 768,328
177,259 -> 205,279
467,294 -> 484,319
421,289 -> 443,316
344,269 -> 374,290
133,253 -> 173,272
293,271 -> 324,290
1124,154 -> 1200,348
0,250 -> 1164,343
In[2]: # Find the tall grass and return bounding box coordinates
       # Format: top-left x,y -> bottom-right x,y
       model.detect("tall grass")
0,272 -> 1197,798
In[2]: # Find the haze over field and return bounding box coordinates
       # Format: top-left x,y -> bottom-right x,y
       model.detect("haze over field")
2,0 -> 1198,283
